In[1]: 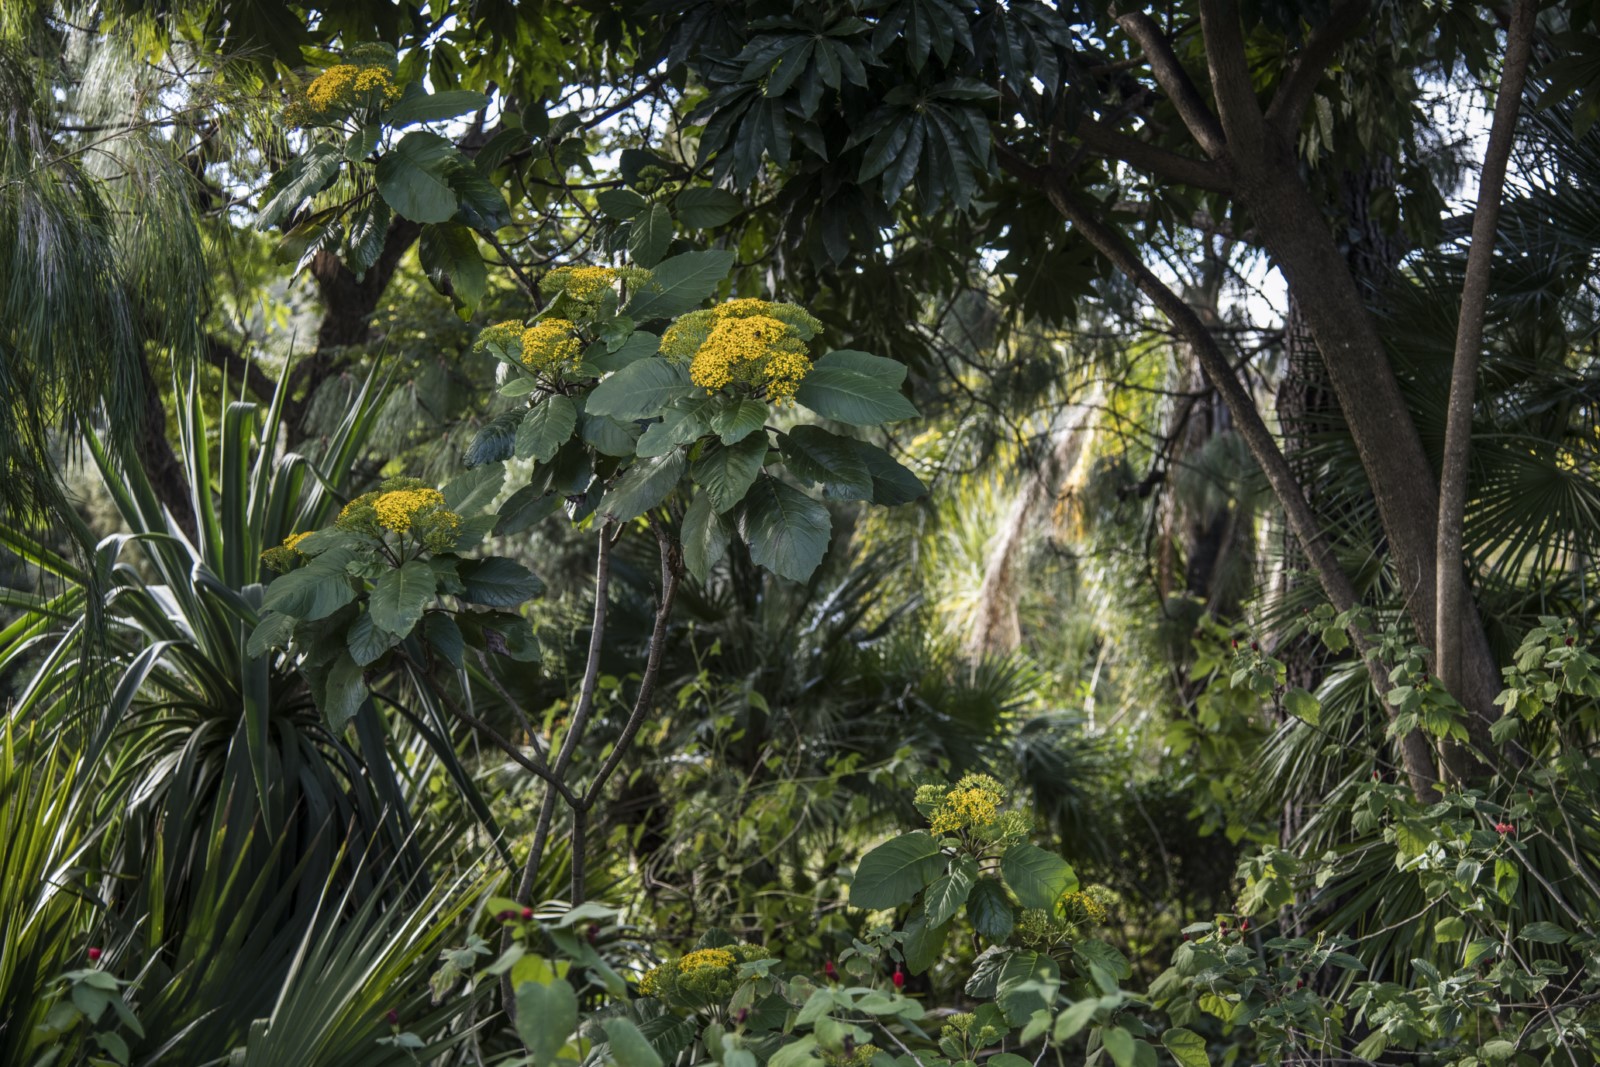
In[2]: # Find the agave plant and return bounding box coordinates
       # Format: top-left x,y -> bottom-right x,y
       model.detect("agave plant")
0,367 -> 507,1056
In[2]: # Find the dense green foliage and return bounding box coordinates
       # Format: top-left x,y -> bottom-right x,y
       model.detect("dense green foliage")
6,2 -> 1600,1066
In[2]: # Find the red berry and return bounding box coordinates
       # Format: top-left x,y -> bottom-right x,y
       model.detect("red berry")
587,923 -> 600,944
1495,822 -> 1517,835
824,960 -> 837,980
1297,979 -> 1305,989
520,907 -> 534,920
385,1009 -> 400,1027
86,948 -> 102,963
892,966 -> 905,989
1566,637 -> 1575,646
1240,919 -> 1250,932
1251,641 -> 1260,652
736,1008 -> 749,1024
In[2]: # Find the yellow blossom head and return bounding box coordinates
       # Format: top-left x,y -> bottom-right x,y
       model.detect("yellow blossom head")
336,477 -> 462,551
476,319 -> 584,377
661,298 -> 822,405
287,61 -> 402,125
923,773 -> 1008,836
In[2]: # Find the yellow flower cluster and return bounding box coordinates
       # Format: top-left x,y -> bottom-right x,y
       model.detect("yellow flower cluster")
543,266 -> 620,301
661,298 -> 822,405
1057,889 -> 1109,925
260,531 -> 313,572
921,773 -> 1007,835
372,488 -> 447,533
336,477 -> 463,552
287,63 -> 401,125
477,319 -> 584,376
637,943 -> 769,1009
677,948 -> 737,976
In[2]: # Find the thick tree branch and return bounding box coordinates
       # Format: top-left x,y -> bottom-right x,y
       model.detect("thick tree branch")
1075,116 -> 1233,192
1109,6 -> 1228,156
996,142 -> 1439,799
1197,0 -> 1269,158
1435,0 -> 1537,764
1265,0 -> 1372,136
203,334 -> 292,414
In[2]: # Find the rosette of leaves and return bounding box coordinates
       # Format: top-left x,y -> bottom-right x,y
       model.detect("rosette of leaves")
470,247 -> 927,584
249,468 -> 542,728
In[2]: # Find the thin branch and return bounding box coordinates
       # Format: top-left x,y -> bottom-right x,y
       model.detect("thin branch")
1074,116 -> 1232,192
1265,0 -> 1373,136
1435,0 -> 1537,724
1109,7 -> 1228,156
581,516 -> 683,813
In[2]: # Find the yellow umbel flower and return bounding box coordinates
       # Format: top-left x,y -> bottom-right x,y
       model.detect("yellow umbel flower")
372,488 -> 447,533
519,319 -> 582,372
676,948 -> 737,976
1057,889 -> 1109,925
288,63 -> 402,125
925,773 -> 1007,835
687,315 -> 790,391
476,319 -> 583,376
638,965 -> 663,997
543,266 -> 620,301
661,298 -> 821,404
283,531 -> 312,552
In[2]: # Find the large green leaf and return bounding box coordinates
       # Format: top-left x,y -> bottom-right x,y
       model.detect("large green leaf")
458,557 -> 544,607
629,202 -> 674,267
374,131 -> 459,223
384,89 -> 490,126
1001,842 -> 1077,909
996,950 -> 1061,1026
795,365 -> 919,425
903,907 -> 951,975
444,463 -> 505,514
448,163 -> 513,230
261,547 -> 357,620
923,855 -> 977,928
674,187 -> 743,228
852,440 -> 927,504
587,360 -> 694,420
600,452 -> 687,522
418,222 -> 486,309
1161,1029 -> 1208,1067
515,979 -> 578,1067
692,433 -> 769,513
623,249 -> 737,321
681,491 -> 732,582
815,349 -> 908,385
347,609 -> 399,665
849,831 -> 945,909
315,650 -> 367,732
257,142 -> 342,229
516,395 -> 577,463
739,477 -> 831,582
368,560 -> 436,636
603,1019 -> 665,1067
246,611 -> 296,657
710,399 -> 769,443
779,426 -> 873,500
968,877 -> 1016,942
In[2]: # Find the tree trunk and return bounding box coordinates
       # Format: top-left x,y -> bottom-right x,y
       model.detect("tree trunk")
133,350 -> 197,541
